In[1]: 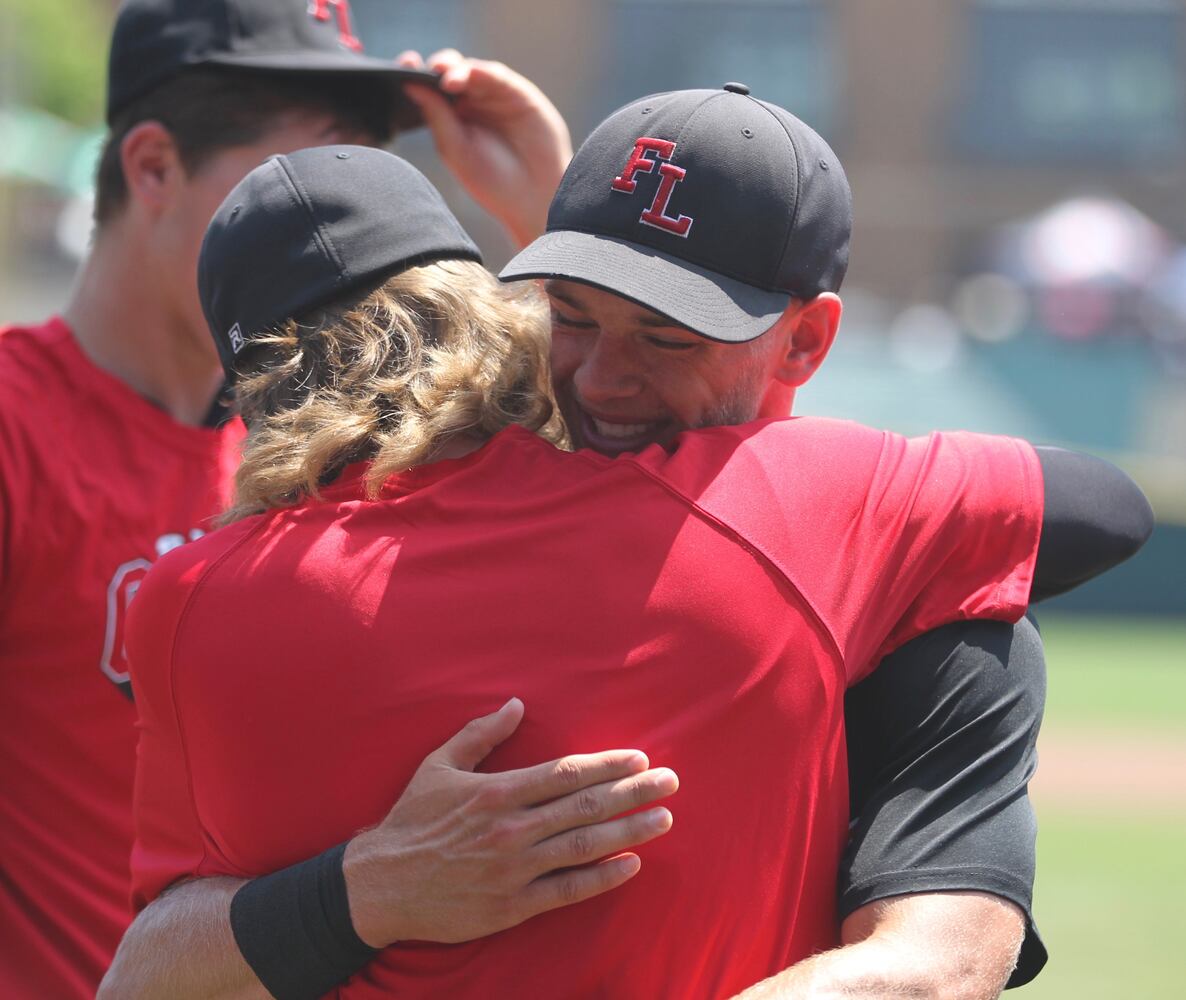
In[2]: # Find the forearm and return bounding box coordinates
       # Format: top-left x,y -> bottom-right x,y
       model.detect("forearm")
733,892 -> 1024,1000
101,846 -> 386,1000
98,878 -> 268,1000
733,936 -> 944,999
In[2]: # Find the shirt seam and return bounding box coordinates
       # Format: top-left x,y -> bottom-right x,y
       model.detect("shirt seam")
578,446 -> 846,667
166,515 -> 275,883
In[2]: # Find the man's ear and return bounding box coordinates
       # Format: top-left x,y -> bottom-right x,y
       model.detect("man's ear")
772,292 -> 841,388
119,121 -> 186,217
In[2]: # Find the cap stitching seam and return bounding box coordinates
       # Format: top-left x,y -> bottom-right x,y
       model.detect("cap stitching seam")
756,100 -> 806,290
273,156 -> 351,285
678,91 -> 787,289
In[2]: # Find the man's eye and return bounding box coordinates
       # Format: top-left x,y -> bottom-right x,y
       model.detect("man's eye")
645,335 -> 698,351
550,310 -> 593,330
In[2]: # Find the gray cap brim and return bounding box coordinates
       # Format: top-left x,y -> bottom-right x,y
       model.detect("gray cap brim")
499,230 -> 791,343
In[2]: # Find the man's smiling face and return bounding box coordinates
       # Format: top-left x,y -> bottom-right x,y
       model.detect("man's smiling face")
545,279 -> 798,456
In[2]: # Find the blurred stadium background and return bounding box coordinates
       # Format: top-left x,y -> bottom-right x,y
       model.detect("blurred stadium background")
2,1 -> 1183,995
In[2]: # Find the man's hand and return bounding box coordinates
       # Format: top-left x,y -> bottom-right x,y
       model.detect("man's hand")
398,50 -> 572,247
345,696 -> 676,947
99,699 -> 675,1000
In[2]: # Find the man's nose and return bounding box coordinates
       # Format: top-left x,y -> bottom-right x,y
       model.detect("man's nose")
572,338 -> 645,404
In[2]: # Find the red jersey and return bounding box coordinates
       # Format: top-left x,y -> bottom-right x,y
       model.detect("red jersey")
0,319 -> 243,998
128,419 -> 1041,1000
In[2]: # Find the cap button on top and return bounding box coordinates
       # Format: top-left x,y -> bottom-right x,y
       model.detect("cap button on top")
723,82 -> 750,95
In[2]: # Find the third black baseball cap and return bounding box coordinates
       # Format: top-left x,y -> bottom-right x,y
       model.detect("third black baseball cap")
107,0 -> 440,129
199,145 -> 482,380
500,84 -> 852,343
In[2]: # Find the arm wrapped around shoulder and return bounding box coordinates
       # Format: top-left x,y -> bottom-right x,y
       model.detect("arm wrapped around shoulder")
842,615 -> 1049,989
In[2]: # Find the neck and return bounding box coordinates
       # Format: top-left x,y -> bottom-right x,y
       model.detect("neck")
432,433 -> 488,463
758,382 -> 797,420
62,223 -> 224,427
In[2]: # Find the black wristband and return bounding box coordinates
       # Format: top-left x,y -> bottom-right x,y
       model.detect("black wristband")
230,841 -> 378,1000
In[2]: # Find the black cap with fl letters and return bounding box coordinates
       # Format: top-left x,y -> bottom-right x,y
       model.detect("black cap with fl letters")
198,144 -> 482,381
500,84 -> 852,343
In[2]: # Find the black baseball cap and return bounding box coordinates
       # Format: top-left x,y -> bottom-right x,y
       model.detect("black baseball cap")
500,84 -> 852,343
199,144 -> 482,380
107,0 -> 440,129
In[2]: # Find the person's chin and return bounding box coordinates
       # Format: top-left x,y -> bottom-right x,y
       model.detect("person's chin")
568,405 -> 672,458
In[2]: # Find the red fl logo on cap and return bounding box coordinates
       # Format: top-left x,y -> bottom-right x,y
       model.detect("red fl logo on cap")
611,137 -> 694,238
309,0 -> 363,52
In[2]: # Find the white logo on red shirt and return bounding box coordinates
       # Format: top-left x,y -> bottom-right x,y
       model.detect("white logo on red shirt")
100,529 -> 205,686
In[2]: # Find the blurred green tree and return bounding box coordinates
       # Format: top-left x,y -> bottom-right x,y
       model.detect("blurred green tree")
0,0 -> 110,125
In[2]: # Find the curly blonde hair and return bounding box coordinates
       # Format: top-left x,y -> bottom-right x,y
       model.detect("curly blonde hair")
224,259 -> 565,522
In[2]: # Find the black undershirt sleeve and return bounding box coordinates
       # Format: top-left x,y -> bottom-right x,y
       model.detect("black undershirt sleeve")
840,615 -> 1048,989
1033,446 -> 1153,601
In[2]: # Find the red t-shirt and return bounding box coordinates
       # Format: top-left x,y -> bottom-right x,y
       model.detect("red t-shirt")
128,419 -> 1041,1000
0,319 -> 243,998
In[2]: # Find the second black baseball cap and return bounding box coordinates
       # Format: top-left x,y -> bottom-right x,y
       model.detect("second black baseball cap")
199,145 -> 482,380
500,84 -> 852,343
107,0 -> 440,128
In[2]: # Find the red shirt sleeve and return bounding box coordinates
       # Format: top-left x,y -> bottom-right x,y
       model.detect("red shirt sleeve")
125,543 -> 217,910
646,418 -> 1043,686
835,428 -> 1043,680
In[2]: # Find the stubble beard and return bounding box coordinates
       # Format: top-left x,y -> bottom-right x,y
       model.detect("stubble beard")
694,350 -> 769,433
557,349 -> 770,452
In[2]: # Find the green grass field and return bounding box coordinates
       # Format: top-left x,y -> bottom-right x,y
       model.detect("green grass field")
1036,615 -> 1186,732
1011,614 -> 1186,998
1020,814 -> 1186,998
